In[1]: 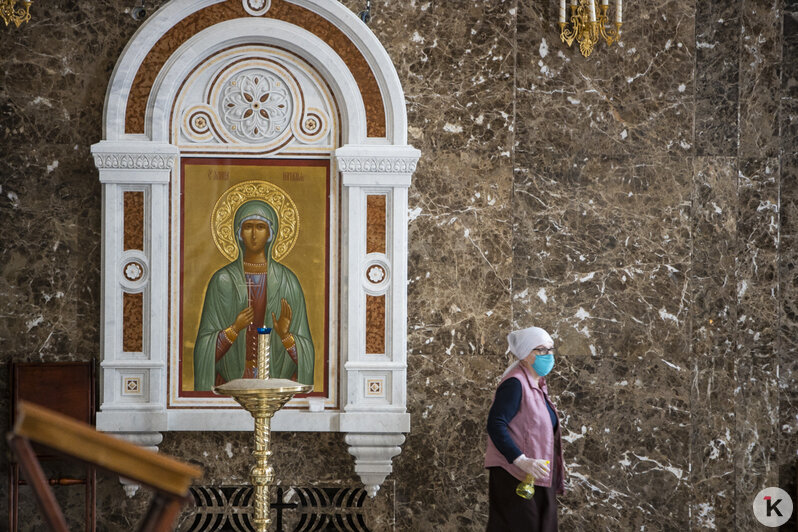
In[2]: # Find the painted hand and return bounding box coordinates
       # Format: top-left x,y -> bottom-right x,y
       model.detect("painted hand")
233,306 -> 255,333
271,298 -> 293,340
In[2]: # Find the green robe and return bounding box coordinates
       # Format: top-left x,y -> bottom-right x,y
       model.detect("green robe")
193,200 -> 314,390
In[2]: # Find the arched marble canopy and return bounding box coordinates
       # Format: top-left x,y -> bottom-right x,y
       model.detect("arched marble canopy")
92,0 -> 419,498
101,0 -> 409,144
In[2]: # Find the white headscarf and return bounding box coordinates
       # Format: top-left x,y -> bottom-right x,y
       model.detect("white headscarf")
501,326 -> 554,378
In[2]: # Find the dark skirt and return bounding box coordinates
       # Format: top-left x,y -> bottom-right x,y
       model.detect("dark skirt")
486,465 -> 558,532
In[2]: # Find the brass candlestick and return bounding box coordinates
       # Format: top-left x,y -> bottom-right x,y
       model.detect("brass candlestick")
214,328 -> 311,531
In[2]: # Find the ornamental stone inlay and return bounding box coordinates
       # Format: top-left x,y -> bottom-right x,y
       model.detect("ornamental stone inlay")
367,264 -> 386,284
193,114 -> 208,131
338,157 -> 418,174
242,0 -> 271,16
123,376 -> 142,395
93,153 -> 175,170
124,261 -> 144,281
365,378 -> 384,397
220,70 -> 292,143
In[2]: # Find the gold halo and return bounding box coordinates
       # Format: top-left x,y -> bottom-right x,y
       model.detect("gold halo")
211,180 -> 299,262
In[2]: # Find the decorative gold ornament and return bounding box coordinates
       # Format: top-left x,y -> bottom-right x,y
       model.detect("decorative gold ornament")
1,0 -> 31,27
214,332 -> 311,532
558,0 -> 622,58
211,180 -> 300,262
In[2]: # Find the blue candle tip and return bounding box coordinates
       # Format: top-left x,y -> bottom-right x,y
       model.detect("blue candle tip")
258,327 -> 271,334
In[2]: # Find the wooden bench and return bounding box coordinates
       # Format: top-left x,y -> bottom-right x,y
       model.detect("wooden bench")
8,401 -> 202,532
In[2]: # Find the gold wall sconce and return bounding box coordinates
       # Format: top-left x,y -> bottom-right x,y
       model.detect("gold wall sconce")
559,0 -> 622,58
1,0 -> 32,27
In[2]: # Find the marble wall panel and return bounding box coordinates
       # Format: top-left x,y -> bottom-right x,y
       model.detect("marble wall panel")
735,352 -> 780,531
778,9 -> 796,532
366,0 -> 517,363
735,159 -> 780,529
739,0 -> 783,158
0,2 -> 162,148
511,155 -> 691,359
778,155 -> 798,531
512,154 -> 692,527
783,7 -> 798,158
734,159 -> 780,515
347,2 -> 518,529
737,159 -> 779,349
406,154 -> 514,360
0,145 -> 102,358
395,354 -> 503,531
695,0 -> 740,156
0,145 -> 104,524
354,0 -> 518,158
689,157 -> 737,530
516,0 -> 695,160
553,353 -> 691,529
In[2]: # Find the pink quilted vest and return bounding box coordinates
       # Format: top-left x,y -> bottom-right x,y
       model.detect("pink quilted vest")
484,363 -> 566,493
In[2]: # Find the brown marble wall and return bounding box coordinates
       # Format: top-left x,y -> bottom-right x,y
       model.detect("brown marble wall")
0,0 -> 795,530
778,7 -> 798,532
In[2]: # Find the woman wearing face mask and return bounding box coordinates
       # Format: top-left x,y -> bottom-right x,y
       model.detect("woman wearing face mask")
484,326 -> 565,532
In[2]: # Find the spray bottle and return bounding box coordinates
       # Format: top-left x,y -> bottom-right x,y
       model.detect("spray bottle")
516,460 -> 550,499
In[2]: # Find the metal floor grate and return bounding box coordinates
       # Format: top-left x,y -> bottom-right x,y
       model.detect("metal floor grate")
182,485 -> 371,532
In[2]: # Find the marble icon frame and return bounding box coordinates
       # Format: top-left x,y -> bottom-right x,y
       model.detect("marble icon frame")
91,0 -> 419,496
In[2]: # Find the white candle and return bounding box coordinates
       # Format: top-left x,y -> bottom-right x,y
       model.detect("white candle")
616,0 -> 622,23
257,328 -> 270,379
571,0 -> 577,7
602,0 -> 609,6
560,0 -> 566,23
588,0 -> 597,22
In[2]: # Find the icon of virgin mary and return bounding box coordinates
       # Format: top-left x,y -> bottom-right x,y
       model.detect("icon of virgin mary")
193,199 -> 314,390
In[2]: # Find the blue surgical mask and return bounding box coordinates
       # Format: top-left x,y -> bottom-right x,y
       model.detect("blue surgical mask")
532,354 -> 554,377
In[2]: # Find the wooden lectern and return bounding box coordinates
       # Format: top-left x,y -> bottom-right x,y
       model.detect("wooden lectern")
8,401 -> 202,532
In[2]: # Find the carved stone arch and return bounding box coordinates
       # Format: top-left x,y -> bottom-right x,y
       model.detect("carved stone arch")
92,0 -> 419,497
102,0 -> 410,144
147,18 -> 366,145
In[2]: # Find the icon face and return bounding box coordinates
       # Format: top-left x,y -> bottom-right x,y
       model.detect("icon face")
753,487 -> 793,527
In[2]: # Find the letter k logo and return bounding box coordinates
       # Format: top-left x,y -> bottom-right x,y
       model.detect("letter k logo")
765,496 -> 783,517
755,488 -> 792,526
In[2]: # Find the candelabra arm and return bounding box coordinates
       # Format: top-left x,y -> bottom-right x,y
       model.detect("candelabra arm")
597,8 -> 622,46
560,15 -> 579,46
0,0 -> 32,27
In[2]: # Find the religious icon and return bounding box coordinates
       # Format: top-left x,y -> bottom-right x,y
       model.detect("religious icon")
173,159 -> 333,403
193,199 -> 314,390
